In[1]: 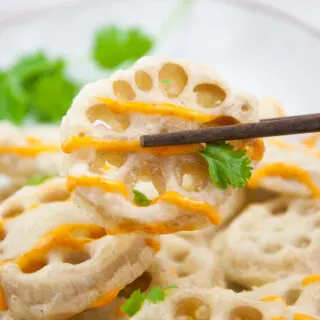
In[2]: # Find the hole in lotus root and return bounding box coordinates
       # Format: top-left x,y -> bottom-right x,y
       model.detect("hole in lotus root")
177,260 -> 199,278
176,157 -> 209,192
263,243 -> 283,254
165,240 -> 190,263
90,152 -> 127,173
193,83 -> 226,108
226,280 -> 248,293
63,249 -> 90,265
124,159 -> 166,198
283,288 -> 301,305
40,188 -> 70,203
271,202 -> 288,215
241,105 -> 249,112
113,80 -> 136,101
171,248 -> 190,263
202,116 -> 238,129
86,104 -> 129,133
295,237 -> 311,248
175,297 -> 211,320
229,306 -> 263,320
119,271 -> 152,298
2,203 -> 24,218
159,63 -> 188,98
135,71 -> 153,91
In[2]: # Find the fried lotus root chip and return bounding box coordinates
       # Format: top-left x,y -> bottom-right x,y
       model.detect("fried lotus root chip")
248,99 -> 320,198
129,286 -> 287,320
0,231 -> 156,320
60,57 -> 262,235
158,234 -> 225,289
248,137 -> 320,198
0,181 -> 157,319
0,178 -> 104,261
71,257 -> 176,320
0,122 -> 61,187
213,197 -> 320,288
241,274 -> 320,318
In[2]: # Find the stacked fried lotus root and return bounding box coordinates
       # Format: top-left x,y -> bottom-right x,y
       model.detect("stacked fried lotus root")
0,122 -> 61,201
60,57 -> 263,234
0,57 -> 318,320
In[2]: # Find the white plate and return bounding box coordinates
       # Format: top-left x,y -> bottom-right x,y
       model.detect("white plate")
1,0 -> 320,115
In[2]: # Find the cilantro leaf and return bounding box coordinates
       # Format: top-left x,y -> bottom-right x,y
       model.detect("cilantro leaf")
28,73 -> 79,122
120,289 -> 146,317
200,143 -> 253,190
146,285 -> 178,303
133,189 -> 152,207
93,25 -> 154,69
25,175 -> 51,186
121,285 -> 177,317
163,285 -> 178,291
0,51 -> 79,124
160,79 -> 172,84
10,51 -> 64,84
0,74 -> 28,124
146,286 -> 165,303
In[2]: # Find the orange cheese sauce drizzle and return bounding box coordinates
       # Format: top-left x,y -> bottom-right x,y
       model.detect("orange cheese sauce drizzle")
0,136 -> 59,157
268,137 -> 320,159
294,315 -> 317,320
268,138 -> 297,151
303,133 -> 320,149
16,224 -> 105,272
0,223 -> 159,310
260,295 -> 287,305
98,97 -> 235,123
0,286 -> 7,311
107,221 -> 198,235
0,224 -> 104,310
62,137 -> 204,157
302,275 -> 320,286
67,176 -> 221,231
62,136 -> 264,161
90,288 -> 120,308
144,238 -> 161,252
67,176 -> 130,199
62,98 -> 264,159
248,163 -> 320,198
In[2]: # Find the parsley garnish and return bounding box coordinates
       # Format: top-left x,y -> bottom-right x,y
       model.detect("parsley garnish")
146,285 -> 177,303
0,51 -> 79,124
120,285 -> 177,317
132,189 -> 152,206
161,79 -> 172,84
200,143 -> 253,190
120,289 -> 146,317
25,175 -> 51,186
93,25 -> 154,70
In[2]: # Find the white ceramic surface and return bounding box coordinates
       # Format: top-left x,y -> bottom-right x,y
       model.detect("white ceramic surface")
1,0 -> 320,115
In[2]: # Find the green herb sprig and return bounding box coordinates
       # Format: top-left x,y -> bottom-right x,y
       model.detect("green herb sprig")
200,143 -> 253,189
120,285 -> 177,317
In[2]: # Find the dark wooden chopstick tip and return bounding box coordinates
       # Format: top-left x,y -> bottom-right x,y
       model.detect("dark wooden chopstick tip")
141,113 -> 320,148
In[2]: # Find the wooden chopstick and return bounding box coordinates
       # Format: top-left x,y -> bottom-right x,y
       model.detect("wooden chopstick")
140,113 -> 320,147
